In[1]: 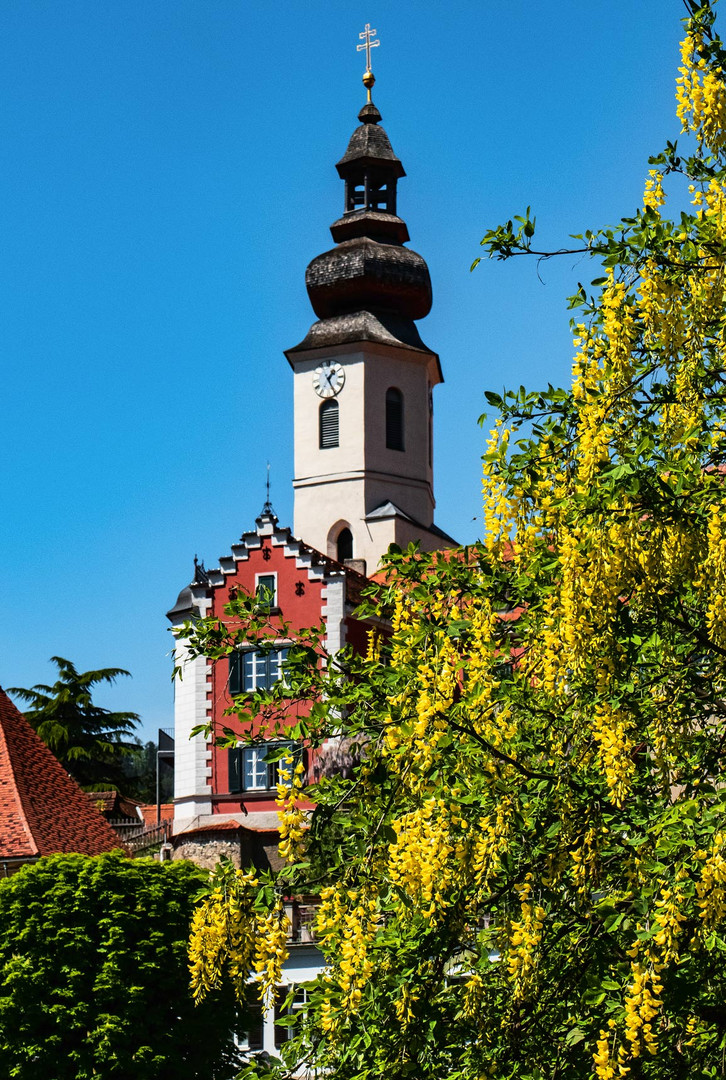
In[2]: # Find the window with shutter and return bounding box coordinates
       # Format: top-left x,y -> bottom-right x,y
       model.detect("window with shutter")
229,647 -> 289,694
238,1005 -> 264,1051
386,388 -> 404,451
228,740 -> 301,793
319,399 -> 339,448
275,985 -> 310,1047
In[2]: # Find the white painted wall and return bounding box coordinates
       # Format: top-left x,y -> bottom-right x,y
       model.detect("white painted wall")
170,632 -> 212,827
292,341 -> 442,568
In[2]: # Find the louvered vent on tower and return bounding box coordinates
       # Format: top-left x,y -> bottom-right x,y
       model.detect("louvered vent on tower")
320,399 -> 339,448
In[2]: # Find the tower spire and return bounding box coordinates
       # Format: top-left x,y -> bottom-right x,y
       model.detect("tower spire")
356,23 -> 379,104
262,461 -> 274,516
284,54 -> 449,571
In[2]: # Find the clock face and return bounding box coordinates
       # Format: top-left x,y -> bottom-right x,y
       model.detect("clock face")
313,361 -> 345,398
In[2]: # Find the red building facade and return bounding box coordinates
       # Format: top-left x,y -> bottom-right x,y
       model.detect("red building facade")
168,506 -> 372,837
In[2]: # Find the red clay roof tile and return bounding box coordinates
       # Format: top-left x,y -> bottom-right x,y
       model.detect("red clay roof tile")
0,688 -> 126,859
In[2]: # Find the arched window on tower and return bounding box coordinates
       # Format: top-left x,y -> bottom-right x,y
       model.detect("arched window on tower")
337,528 -> 353,563
319,399 -> 339,449
386,388 -> 404,451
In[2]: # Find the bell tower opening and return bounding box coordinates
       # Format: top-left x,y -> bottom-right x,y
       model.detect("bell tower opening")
385,387 -> 404,451
336,528 -> 353,563
327,522 -> 354,563
344,169 -> 396,215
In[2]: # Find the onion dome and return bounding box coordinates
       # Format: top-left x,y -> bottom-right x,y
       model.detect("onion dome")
289,97 -> 435,356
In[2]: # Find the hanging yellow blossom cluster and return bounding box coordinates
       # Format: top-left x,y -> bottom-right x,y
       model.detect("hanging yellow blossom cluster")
394,983 -> 420,1027
254,900 -> 291,1009
387,799 -> 461,924
652,883 -> 688,962
590,702 -> 636,808
461,971 -> 486,1022
592,960 -> 665,1079
570,824 -> 600,897
384,592 -> 468,775
365,627 -> 381,663
622,962 -> 662,1058
643,169 -> 666,212
276,753 -> 307,863
677,30 -> 726,151
472,797 -> 512,889
482,419 -> 514,551
504,877 -> 546,1002
314,884 -> 380,1031
189,868 -> 289,1009
696,832 -> 726,927
706,505 -> 726,649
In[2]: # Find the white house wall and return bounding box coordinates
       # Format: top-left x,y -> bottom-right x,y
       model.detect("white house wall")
171,634 -> 212,827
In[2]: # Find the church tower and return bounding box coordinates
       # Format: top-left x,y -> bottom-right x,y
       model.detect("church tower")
285,61 -> 453,574
166,34 -> 457,891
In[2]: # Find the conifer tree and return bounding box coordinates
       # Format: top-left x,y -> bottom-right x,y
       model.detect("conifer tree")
9,656 -> 139,791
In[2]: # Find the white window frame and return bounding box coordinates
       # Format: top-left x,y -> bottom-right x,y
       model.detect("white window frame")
275,984 -> 310,1048
242,744 -> 274,791
228,643 -> 289,695
229,739 -> 300,794
255,571 -> 277,609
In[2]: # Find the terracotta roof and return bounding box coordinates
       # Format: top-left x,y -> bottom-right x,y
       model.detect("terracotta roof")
85,790 -> 142,821
175,820 -> 279,836
171,816 -> 280,842
86,790 -> 117,813
138,803 -> 174,826
0,688 -> 126,859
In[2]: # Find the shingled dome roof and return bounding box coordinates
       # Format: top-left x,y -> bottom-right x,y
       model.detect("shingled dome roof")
336,103 -> 405,174
288,97 -> 434,355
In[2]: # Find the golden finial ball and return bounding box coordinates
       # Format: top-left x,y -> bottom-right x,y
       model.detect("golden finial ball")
362,70 -> 375,88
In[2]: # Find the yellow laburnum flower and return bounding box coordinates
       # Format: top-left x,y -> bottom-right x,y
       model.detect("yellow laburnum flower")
388,799 -> 457,923
505,877 -> 546,1001
677,31 -> 726,152
696,832 -> 726,927
643,169 -> 666,212
623,961 -> 662,1057
254,900 -> 290,1008
189,870 -> 261,1005
276,755 -> 307,863
591,701 -> 636,807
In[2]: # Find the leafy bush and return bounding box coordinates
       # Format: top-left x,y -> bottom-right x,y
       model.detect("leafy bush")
0,852 -> 242,1079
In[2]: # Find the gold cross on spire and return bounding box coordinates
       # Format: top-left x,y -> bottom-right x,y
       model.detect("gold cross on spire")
357,23 -> 379,102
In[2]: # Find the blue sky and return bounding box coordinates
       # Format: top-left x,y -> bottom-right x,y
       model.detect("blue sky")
1,1 -> 688,740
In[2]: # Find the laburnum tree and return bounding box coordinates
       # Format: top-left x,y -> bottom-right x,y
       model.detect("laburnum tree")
184,3 -> 726,1078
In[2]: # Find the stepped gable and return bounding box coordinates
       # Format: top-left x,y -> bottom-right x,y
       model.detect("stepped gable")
0,688 -> 126,860
167,505 -> 369,622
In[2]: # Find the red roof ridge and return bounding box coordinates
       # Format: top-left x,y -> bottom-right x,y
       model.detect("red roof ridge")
0,688 -> 127,859
0,711 -> 37,858
175,820 -> 280,836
